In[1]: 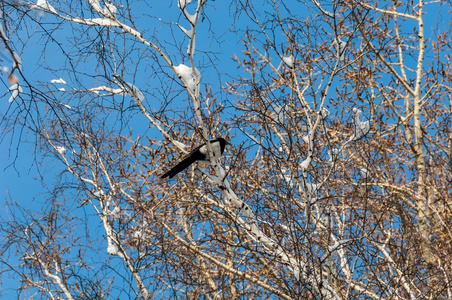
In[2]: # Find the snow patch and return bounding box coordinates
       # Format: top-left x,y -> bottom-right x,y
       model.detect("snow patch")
174,64 -> 201,97
32,0 -> 57,14
13,52 -> 22,71
274,104 -> 286,124
89,86 -> 126,96
87,0 -> 101,11
352,108 -> 370,140
173,140 -> 187,149
124,82 -> 145,103
334,38 -> 346,61
319,107 -> 330,119
300,156 -> 311,171
360,168 -> 369,179
107,242 -> 119,255
89,18 -> 117,26
282,55 -> 294,68
178,0 -> 192,8
51,78 -> 67,84
185,12 -> 196,24
56,146 -> 66,154
104,3 -> 117,18
8,83 -> 23,103
108,205 -> 121,221
179,24 -> 193,38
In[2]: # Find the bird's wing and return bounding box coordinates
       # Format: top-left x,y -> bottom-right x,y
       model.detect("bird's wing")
198,138 -> 224,162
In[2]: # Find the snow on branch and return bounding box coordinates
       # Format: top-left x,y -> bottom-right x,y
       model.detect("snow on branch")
334,37 -> 346,62
178,24 -> 194,38
123,82 -> 145,104
106,201 -> 122,221
282,55 -> 294,68
281,169 -> 294,188
178,24 -> 196,55
360,168 -> 370,180
352,108 -> 371,141
88,85 -> 126,96
328,239 -> 351,253
274,104 -> 287,124
241,129 -> 260,145
319,107 -> 330,119
87,0 -> 102,12
103,3 -> 117,18
87,0 -> 117,18
311,0 -> 334,18
56,146 -> 67,155
107,231 -> 120,256
31,0 -> 57,14
12,53 -> 22,74
133,220 -> 149,241
300,155 -> 312,172
8,83 -> 23,103
51,78 -> 67,85
177,0 -> 206,56
174,64 -> 201,97
75,18 -> 118,26
178,0 -> 196,24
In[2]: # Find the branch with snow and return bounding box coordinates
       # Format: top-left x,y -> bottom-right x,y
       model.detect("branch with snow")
334,38 -> 346,62
12,52 -> 22,73
282,55 -> 294,68
174,64 -> 201,97
51,78 -> 67,85
56,146 -> 67,155
274,104 -> 287,124
319,107 -> 330,119
88,85 -> 127,96
103,3 -> 117,18
310,0 -> 334,18
300,155 -> 312,172
352,108 -> 371,141
106,201 -> 122,221
360,168 -> 370,179
86,0 -> 117,18
8,83 -> 23,103
31,0 -> 57,14
178,0 -> 197,25
133,220 -> 149,241
123,82 -> 145,104
177,0 -> 206,56
107,236 -> 120,256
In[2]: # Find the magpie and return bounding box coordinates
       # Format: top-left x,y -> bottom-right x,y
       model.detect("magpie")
161,138 -> 227,179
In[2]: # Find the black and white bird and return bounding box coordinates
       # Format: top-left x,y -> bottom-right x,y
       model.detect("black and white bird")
161,138 -> 227,179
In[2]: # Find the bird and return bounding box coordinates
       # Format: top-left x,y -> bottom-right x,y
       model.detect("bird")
160,138 -> 227,179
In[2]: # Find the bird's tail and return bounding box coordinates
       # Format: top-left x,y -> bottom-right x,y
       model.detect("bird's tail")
160,156 -> 197,179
